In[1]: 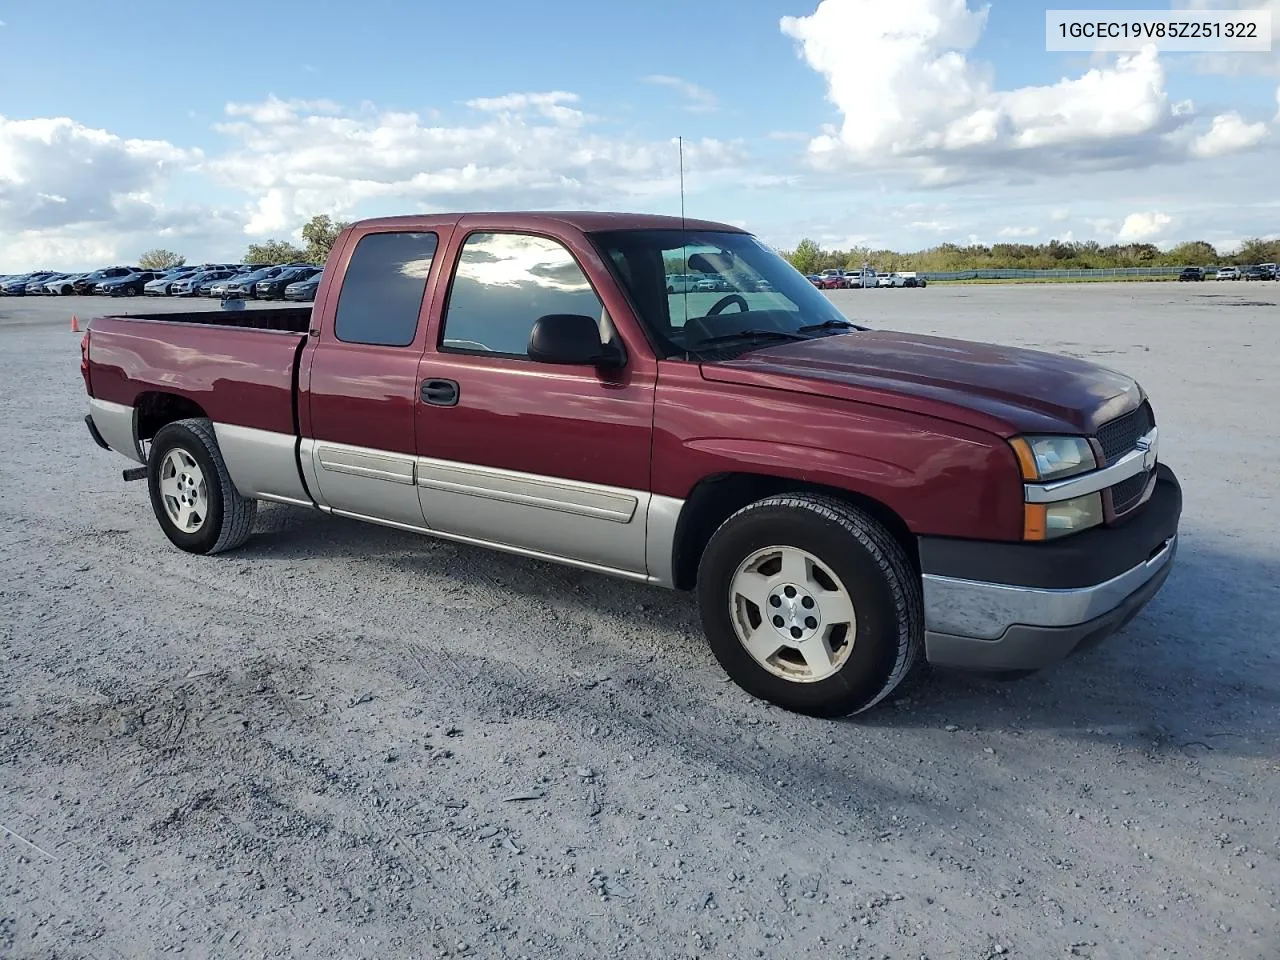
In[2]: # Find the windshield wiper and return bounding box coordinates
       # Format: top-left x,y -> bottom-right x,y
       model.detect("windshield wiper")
796,319 -> 856,334
692,329 -> 810,349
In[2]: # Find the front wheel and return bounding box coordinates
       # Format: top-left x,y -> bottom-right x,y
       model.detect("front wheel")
696,494 -> 922,716
147,418 -> 257,554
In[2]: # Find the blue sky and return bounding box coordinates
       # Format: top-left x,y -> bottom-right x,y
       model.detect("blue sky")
1,0 -> 1277,269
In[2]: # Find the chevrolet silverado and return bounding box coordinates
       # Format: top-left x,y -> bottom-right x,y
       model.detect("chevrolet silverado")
81,212 -> 1181,716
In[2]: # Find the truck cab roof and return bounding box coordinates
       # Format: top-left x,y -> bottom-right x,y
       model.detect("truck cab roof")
347,211 -> 746,235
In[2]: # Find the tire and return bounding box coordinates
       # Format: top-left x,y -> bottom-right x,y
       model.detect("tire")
696,494 -> 922,717
147,418 -> 256,555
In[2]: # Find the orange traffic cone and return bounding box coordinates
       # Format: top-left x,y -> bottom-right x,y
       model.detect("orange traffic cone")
70,315 -> 80,333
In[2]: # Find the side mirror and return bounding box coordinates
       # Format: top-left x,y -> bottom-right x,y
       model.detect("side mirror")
527,314 -> 624,368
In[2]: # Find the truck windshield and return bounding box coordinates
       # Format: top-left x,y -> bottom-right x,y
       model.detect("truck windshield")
591,229 -> 861,359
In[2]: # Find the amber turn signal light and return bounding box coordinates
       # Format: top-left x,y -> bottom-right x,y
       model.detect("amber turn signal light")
1023,503 -> 1048,541
1008,437 -> 1040,481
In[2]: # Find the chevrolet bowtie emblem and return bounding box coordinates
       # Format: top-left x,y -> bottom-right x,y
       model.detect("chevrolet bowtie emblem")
1135,436 -> 1156,470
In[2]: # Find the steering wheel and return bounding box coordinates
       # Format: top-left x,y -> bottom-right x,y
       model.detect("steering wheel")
707,293 -> 749,316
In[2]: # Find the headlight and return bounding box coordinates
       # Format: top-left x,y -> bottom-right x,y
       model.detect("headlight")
1008,435 -> 1096,481
1024,492 -> 1104,540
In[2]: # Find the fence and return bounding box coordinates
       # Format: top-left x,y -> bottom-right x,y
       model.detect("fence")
917,266 -> 1195,281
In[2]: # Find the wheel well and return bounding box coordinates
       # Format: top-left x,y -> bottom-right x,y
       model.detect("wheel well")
670,473 -> 918,590
135,392 -> 209,445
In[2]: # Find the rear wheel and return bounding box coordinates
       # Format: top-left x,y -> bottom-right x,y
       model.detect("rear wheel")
147,418 -> 256,555
697,494 -> 922,716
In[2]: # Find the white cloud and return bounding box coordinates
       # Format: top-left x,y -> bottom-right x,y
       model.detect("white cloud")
0,205 -> 249,272
1190,54 -> 1280,78
1275,85 -> 1280,121
206,95 -> 746,239
245,187 -> 291,236
0,93 -> 751,269
814,232 -> 873,250
741,173 -> 803,188
780,0 -> 1186,178
1175,0 -> 1280,74
0,114 -> 198,238
642,75 -> 719,113
1189,112 -> 1268,157
1116,211 -> 1173,242
463,91 -> 589,126
1174,0 -> 1280,38
3,53 -> 1277,271
224,95 -> 343,124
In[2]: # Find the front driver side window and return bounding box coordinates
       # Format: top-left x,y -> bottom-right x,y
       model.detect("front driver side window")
441,232 -> 606,357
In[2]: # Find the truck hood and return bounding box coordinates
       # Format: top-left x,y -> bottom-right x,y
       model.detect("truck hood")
699,330 -> 1142,436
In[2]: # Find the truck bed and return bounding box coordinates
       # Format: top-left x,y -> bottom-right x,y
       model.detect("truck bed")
86,309 -> 311,436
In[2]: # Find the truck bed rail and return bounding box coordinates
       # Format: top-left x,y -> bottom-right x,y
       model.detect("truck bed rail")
96,307 -> 312,334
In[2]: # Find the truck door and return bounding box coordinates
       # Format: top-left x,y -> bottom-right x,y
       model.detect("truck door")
412,228 -> 657,578
300,226 -> 449,530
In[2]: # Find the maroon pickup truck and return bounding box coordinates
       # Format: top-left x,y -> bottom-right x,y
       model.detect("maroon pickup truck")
81,212 -> 1181,716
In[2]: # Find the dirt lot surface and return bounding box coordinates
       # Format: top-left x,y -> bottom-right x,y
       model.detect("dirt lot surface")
2,285 -> 1278,960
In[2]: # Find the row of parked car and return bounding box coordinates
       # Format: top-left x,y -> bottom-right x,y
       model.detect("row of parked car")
807,268 -> 926,289
665,273 -> 774,293
1179,263 -> 1278,281
0,262 -> 325,301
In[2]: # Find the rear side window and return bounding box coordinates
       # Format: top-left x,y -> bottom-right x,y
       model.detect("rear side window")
333,231 -> 439,346
440,232 -> 603,357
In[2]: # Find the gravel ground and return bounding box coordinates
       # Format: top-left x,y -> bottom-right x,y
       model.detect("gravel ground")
2,284 -> 1277,960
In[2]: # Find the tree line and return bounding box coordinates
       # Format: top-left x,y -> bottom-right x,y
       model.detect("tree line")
135,215 -> 352,273
782,237 -> 1280,275
135,223 -> 1280,277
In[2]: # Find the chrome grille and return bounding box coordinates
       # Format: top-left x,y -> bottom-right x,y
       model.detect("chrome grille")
1096,402 -> 1154,464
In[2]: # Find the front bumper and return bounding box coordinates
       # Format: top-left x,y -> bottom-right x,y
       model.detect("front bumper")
919,463 -> 1181,672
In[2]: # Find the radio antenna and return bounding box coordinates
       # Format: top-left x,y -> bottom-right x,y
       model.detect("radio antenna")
680,133 -> 691,350
678,135 -> 686,229
678,135 -> 689,287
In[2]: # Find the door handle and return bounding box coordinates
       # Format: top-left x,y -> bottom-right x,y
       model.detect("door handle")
420,378 -> 459,406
